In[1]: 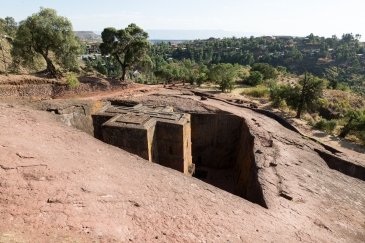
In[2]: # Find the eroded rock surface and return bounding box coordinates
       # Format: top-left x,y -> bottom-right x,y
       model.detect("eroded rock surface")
0,89 -> 364,242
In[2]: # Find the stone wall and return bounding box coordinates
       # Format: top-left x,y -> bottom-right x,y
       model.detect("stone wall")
154,118 -> 192,174
233,121 -> 267,207
190,113 -> 243,168
190,112 -> 266,207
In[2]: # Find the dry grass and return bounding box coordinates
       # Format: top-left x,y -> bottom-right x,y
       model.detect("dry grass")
240,85 -> 270,98
324,89 -> 365,110
0,74 -> 62,84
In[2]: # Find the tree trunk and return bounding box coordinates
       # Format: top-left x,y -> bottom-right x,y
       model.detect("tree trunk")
114,55 -> 127,82
121,65 -> 127,81
46,58 -> 57,76
41,53 -> 57,78
296,103 -> 303,118
296,72 -> 307,118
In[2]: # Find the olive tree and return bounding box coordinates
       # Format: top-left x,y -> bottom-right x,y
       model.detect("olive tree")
100,23 -> 150,81
12,8 -> 81,77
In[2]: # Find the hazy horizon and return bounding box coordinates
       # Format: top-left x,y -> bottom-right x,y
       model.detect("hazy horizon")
81,29 -> 363,41
1,0 -> 365,40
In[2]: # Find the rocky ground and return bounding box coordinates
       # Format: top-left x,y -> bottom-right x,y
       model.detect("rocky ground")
0,84 -> 364,242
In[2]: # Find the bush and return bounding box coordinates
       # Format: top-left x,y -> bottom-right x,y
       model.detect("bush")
314,118 -> 337,133
66,73 -> 80,88
276,66 -> 287,74
241,85 -> 269,98
336,83 -> 350,91
339,110 -> 365,138
269,84 -> 301,108
245,71 -> 264,86
251,63 -> 278,80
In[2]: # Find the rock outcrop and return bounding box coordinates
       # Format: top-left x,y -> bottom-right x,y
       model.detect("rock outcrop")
0,89 -> 364,242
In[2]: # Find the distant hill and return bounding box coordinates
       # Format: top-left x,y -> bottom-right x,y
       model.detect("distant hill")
147,29 -> 255,40
77,29 -> 256,42
149,40 -> 188,45
74,31 -> 101,42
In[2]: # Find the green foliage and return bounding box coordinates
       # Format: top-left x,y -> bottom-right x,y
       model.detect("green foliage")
0,17 -> 17,37
11,8 -> 81,76
269,83 -> 301,108
154,59 -> 208,85
245,71 -> 264,86
314,119 -> 337,134
209,63 -> 238,92
296,73 -> 327,117
196,64 -> 209,86
84,56 -> 122,77
336,83 -> 350,91
236,65 -> 250,80
66,73 -> 79,88
100,23 -> 150,81
324,67 -> 340,89
154,61 -> 185,83
241,85 -> 269,98
95,60 -> 108,75
276,66 -> 287,74
150,33 -> 365,95
339,110 -> 365,138
251,63 -> 278,80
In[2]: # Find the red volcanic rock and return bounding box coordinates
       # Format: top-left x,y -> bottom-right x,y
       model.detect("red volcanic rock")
0,98 -> 364,242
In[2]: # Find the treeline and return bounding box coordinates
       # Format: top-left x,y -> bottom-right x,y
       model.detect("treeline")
150,34 -> 365,94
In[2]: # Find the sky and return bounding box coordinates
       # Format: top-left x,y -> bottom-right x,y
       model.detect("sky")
1,0 -> 365,39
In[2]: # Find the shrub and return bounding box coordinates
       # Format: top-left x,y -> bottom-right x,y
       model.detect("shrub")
314,118 -> 337,133
269,84 -> 301,108
336,83 -> 350,91
303,113 -> 315,125
245,71 -> 264,86
251,63 -> 278,80
339,110 -> 365,138
66,73 -> 80,88
318,98 -> 329,108
196,72 -> 207,86
209,63 -> 238,92
276,66 -> 287,74
241,85 -> 269,98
